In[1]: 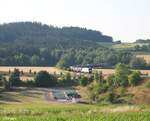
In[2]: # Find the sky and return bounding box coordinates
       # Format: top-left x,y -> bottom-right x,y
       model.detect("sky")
0,0 -> 150,42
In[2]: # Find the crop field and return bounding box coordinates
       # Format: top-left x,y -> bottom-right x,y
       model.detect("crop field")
0,88 -> 150,121
93,69 -> 115,75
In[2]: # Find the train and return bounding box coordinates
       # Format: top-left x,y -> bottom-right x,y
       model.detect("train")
70,66 -> 92,73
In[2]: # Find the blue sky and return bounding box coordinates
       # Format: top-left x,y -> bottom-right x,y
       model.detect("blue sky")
0,0 -> 150,42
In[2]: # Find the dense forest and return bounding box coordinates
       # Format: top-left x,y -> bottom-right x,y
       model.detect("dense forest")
0,22 -> 113,48
0,22 -> 149,68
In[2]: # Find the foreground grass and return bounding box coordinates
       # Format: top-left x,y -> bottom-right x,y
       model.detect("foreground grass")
0,111 -> 150,121
0,88 -> 150,121
0,103 -> 150,121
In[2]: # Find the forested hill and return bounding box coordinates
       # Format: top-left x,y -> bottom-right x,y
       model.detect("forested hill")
0,22 -> 122,67
0,22 -> 113,48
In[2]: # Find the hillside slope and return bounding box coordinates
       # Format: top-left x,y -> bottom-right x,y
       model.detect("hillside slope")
127,79 -> 150,104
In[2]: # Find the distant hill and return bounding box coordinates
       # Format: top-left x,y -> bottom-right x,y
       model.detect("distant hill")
0,22 -> 116,66
0,22 -> 113,48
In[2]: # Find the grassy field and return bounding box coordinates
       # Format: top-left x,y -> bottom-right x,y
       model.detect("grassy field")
112,43 -> 149,50
98,42 -> 149,50
0,87 -> 150,121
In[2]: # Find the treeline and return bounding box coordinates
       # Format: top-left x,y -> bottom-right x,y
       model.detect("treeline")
134,44 -> 150,52
0,45 -> 150,69
56,48 -> 133,68
0,45 -> 133,67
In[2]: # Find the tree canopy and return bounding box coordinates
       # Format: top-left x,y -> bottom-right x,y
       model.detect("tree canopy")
35,71 -> 57,87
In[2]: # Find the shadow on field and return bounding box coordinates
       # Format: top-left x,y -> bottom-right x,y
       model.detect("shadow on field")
0,92 -> 21,102
19,90 -> 43,98
0,102 -> 5,105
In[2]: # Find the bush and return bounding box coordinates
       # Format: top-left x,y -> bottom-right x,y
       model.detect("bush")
58,72 -> 75,86
128,71 -> 141,86
98,91 -> 117,104
94,71 -> 103,83
87,83 -> 100,103
35,71 -> 57,87
79,76 -> 89,86
9,69 -> 22,86
119,87 -> 127,96
115,63 -> 130,87
106,74 -> 116,87
87,82 -> 109,103
106,92 -> 115,103
23,80 -> 35,87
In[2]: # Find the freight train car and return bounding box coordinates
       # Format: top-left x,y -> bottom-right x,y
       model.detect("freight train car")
70,66 -> 92,73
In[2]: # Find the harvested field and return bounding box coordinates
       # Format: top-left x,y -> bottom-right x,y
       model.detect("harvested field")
136,55 -> 150,63
0,66 -> 66,74
0,67 -> 150,79
93,69 -> 115,75
20,76 -> 34,81
4,75 -> 34,81
94,68 -> 150,76
140,70 -> 150,75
